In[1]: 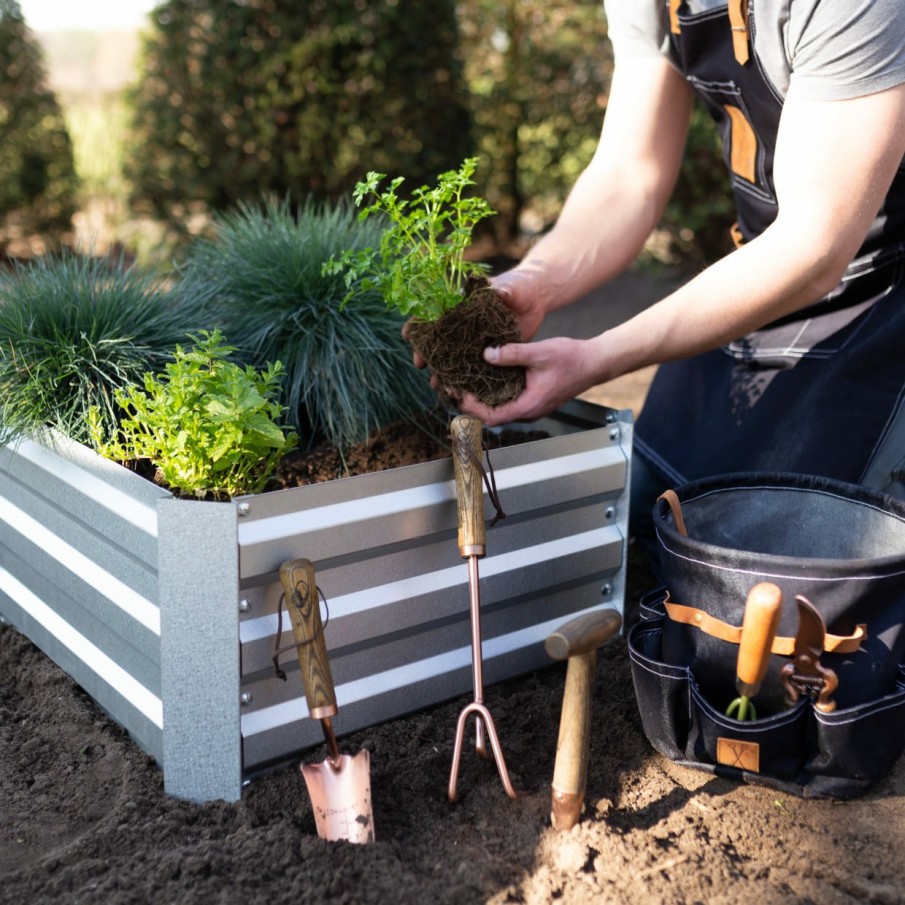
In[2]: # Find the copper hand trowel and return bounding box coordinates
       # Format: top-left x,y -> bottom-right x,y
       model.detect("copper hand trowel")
279,558 -> 375,844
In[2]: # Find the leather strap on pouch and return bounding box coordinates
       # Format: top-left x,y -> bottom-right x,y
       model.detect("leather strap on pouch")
663,596 -> 866,656
657,489 -> 867,654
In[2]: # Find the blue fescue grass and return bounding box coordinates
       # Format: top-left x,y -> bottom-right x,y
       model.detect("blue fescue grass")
0,250 -> 203,447
177,196 -> 434,452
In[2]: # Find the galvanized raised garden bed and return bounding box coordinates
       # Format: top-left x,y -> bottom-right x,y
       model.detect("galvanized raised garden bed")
0,398 -> 631,802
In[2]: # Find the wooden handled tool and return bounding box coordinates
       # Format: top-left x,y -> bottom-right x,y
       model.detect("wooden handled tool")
545,608 -> 623,831
726,582 -> 782,721
447,414 -> 520,802
279,558 -> 375,843
452,413 -> 486,557
283,558 -> 337,724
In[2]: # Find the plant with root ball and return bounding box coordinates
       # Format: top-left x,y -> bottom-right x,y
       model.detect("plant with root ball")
325,158 -> 525,406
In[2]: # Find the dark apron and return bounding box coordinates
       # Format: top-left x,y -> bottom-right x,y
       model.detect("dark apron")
634,0 -> 905,501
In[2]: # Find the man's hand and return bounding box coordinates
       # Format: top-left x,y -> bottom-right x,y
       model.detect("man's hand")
488,269 -> 547,342
453,336 -> 600,427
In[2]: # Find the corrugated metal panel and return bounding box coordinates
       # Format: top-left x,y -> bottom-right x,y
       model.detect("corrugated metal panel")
0,400 -> 631,802
236,400 -> 631,772
0,435 -> 167,761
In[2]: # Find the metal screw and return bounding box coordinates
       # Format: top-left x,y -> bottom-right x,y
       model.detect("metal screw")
609,428 -> 620,441
236,502 -> 251,518
240,692 -> 253,706
239,599 -> 251,614
605,507 -> 615,520
605,411 -> 618,423
601,583 -> 612,597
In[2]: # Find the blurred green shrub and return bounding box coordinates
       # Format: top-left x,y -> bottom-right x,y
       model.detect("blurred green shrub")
0,0 -> 78,251
457,0 -> 613,243
124,0 -> 473,236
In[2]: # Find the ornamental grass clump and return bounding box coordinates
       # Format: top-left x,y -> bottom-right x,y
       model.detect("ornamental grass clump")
0,251 -> 201,447
177,195 -> 434,452
324,157 -> 526,406
90,330 -> 298,500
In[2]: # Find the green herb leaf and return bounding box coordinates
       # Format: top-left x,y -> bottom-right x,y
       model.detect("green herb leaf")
93,329 -> 298,498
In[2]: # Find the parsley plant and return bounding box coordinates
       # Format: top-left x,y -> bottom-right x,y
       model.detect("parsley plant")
323,157 -> 496,322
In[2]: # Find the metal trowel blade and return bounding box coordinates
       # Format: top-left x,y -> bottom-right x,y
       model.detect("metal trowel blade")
301,750 -> 374,844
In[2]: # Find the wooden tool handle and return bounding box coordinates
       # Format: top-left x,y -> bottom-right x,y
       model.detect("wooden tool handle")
545,609 -> 623,661
548,608 -> 622,831
450,414 -> 486,555
551,650 -> 595,831
736,582 -> 782,694
279,558 -> 337,720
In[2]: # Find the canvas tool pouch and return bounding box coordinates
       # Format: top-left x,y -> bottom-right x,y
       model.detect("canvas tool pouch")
628,473 -> 905,799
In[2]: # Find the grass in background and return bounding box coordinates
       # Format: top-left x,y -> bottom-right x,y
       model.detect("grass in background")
64,93 -> 129,199
63,93 -> 177,266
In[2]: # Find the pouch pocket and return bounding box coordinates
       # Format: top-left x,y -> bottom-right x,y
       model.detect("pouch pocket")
627,618 -> 689,762
688,680 -> 810,783
802,665 -> 905,798
628,616 -> 905,799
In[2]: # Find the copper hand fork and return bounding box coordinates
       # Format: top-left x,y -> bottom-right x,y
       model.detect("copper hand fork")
447,414 -> 520,802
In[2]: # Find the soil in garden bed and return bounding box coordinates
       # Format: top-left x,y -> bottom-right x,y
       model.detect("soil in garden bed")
270,407 -> 548,489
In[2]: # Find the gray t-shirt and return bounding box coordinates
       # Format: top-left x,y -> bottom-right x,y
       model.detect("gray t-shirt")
604,0 -> 905,101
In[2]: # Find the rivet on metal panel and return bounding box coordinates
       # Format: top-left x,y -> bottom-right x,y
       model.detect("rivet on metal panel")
237,502 -> 251,518
601,583 -> 612,596
239,599 -> 251,614
605,507 -> 615,520
240,692 -> 253,706
605,411 -> 618,423
608,428 -> 620,441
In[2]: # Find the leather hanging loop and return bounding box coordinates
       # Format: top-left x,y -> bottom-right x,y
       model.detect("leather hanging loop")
728,0 -> 750,65
658,488 -> 688,536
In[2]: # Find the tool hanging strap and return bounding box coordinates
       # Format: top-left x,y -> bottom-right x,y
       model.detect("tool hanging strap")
451,430 -> 507,527
271,585 -> 331,680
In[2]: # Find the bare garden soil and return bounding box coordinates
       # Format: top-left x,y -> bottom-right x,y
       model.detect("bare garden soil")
2,268 -> 905,904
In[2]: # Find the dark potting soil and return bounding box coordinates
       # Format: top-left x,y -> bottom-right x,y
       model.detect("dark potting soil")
270,408 -> 548,489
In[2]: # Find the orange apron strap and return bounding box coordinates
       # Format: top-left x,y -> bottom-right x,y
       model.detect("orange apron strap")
669,0 -> 682,35
728,0 -> 750,65
663,598 -> 868,655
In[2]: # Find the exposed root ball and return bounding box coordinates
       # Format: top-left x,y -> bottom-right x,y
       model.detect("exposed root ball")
406,278 -> 526,406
